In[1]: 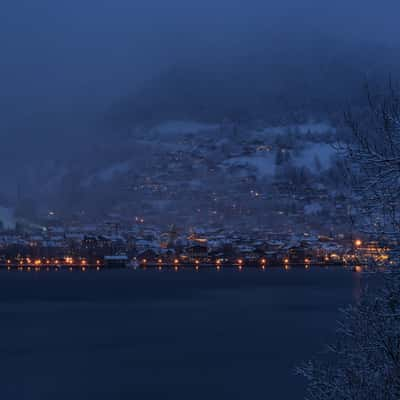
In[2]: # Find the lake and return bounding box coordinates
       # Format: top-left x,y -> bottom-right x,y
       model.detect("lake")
0,268 -> 361,399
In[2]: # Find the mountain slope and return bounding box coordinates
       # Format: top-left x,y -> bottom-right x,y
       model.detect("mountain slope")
107,38 -> 400,128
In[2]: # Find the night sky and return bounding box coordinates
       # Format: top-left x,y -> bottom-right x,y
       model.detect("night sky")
1,0 -> 399,123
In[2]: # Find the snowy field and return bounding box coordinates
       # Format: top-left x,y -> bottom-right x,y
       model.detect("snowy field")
0,269 -> 360,400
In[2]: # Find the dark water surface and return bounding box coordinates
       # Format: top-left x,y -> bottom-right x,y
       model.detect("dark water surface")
0,268 -> 361,399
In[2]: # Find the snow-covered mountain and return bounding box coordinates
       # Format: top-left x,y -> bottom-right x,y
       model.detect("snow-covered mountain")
8,118 -> 349,235
3,36 -> 400,231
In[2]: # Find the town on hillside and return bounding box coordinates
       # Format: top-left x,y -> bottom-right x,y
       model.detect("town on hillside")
0,216 -> 395,270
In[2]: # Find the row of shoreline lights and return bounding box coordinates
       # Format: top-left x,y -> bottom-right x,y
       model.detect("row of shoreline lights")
139,258 -> 308,268
4,257 -> 315,267
5,263 -> 363,273
4,258 -> 102,267
7,266 -> 101,272
3,239 -> 364,265
5,249 -> 359,268
143,239 -> 354,267
5,239 -> 365,268
141,258 -> 267,265
141,258 -> 267,271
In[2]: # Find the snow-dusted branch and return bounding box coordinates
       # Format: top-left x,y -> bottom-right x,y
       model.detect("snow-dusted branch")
297,274 -> 400,400
297,84 -> 400,399
344,83 -> 400,242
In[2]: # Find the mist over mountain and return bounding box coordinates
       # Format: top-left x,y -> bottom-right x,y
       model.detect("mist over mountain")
2,28 -> 400,224
108,35 -> 400,129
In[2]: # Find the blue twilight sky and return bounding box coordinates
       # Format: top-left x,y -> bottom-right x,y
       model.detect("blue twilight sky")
0,0 -> 399,124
